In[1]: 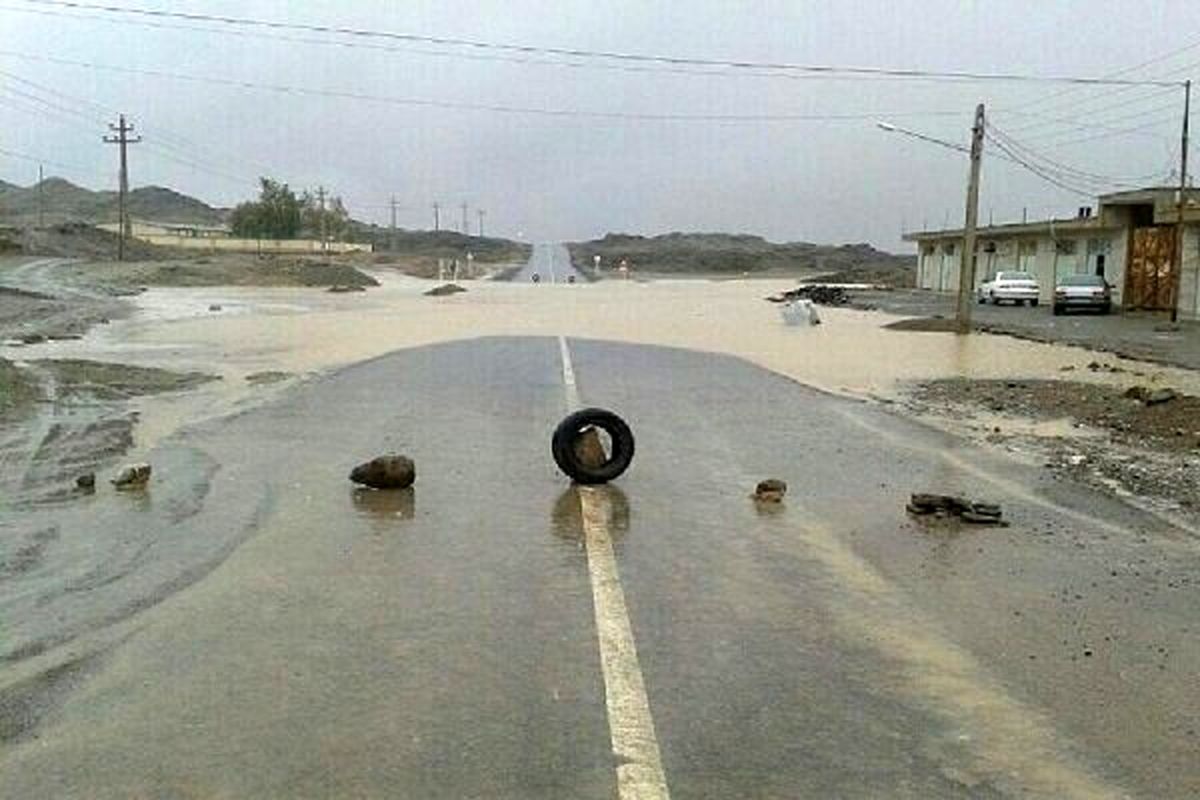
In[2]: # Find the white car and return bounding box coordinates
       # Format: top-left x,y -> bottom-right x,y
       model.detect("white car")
978,271 -> 1041,306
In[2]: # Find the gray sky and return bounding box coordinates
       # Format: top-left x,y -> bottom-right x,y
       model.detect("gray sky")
2,0 -> 1199,250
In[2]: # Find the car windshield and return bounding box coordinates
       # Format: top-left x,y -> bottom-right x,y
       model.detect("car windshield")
1059,274 -> 1106,286
4,5 -> 1198,799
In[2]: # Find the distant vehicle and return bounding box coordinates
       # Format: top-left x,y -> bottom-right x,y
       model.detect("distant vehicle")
567,275 -> 576,284
531,272 -> 540,283
1053,273 -> 1112,315
978,271 -> 1041,306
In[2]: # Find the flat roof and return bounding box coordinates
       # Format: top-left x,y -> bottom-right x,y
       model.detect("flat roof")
903,216 -> 1112,242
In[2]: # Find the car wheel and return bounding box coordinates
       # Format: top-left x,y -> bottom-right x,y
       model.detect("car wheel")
1053,305 -> 1063,316
551,408 -> 635,484
1100,303 -> 1111,315
1031,300 -> 1039,307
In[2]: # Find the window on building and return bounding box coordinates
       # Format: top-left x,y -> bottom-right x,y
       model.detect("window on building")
943,242 -> 956,255
984,241 -> 997,253
1018,240 -> 1037,256
1055,239 -> 1077,255
1086,238 -> 1111,255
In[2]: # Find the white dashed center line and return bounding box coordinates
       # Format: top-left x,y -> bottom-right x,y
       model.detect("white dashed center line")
558,335 -> 671,800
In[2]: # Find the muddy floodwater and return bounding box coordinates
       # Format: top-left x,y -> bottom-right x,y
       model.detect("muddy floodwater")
3,258 -> 1200,797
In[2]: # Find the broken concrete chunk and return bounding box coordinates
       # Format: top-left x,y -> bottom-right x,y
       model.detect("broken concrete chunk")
349,455 -> 415,490
111,463 -> 151,489
754,479 -> 788,503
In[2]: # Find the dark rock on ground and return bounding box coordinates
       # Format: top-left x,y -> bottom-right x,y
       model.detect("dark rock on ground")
75,473 -> 95,490
349,454 -> 415,490
424,283 -> 467,297
327,285 -> 366,293
754,478 -> 788,502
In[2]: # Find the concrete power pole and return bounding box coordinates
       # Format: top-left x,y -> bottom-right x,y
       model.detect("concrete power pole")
956,103 -> 985,335
1171,79 -> 1190,323
477,208 -> 485,237
460,202 -> 468,235
103,114 -> 141,261
433,202 -> 440,231
389,195 -> 399,251
316,186 -> 327,250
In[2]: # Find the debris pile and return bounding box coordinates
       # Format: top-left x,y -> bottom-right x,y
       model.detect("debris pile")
906,493 -> 1005,525
766,284 -> 850,306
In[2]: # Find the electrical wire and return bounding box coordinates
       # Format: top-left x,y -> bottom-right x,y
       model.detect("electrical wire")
5,0 -> 1184,86
0,50 -> 979,123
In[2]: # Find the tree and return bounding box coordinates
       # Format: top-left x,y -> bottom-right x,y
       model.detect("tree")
230,178 -> 302,239
300,190 -> 350,241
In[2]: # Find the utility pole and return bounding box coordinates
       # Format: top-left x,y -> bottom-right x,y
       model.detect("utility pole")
460,202 -> 468,235
433,202 -> 440,231
316,186 -> 327,250
37,164 -> 44,228
956,103 -> 985,335
1171,79 -> 1191,323
477,208 -> 485,237
103,114 -> 141,261
389,194 -> 398,251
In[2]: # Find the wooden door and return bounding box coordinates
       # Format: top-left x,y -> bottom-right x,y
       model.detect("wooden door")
1125,227 -> 1176,310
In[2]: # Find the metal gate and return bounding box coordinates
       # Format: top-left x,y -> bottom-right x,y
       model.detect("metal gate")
1125,226 -> 1176,310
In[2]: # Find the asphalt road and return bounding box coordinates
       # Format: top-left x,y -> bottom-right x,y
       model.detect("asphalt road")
859,287 -> 1200,370
511,242 -> 586,284
3,336 -> 1199,798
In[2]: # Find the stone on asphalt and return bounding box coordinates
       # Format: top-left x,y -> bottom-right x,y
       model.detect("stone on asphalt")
424,283 -> 467,297
755,478 -> 788,502
111,463 -> 151,489
349,454 -> 416,489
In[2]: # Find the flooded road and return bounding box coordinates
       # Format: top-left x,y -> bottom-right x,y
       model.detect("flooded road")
3,336 -> 1197,798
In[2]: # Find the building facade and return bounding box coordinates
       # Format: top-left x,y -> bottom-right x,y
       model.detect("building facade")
905,188 -> 1200,318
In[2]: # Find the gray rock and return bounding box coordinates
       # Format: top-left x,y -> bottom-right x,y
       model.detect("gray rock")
327,285 -> 366,293
208,303 -> 223,312
76,473 -> 96,490
1144,388 -> 1177,406
111,463 -> 151,489
350,455 -> 415,489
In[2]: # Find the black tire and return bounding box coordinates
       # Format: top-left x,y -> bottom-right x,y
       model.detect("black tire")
1053,305 -> 1064,316
531,273 -> 541,283
551,408 -> 635,484
1100,303 -> 1111,315
1031,299 -> 1039,307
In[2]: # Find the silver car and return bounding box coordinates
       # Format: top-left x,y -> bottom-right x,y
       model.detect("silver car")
1053,273 -> 1112,315
978,271 -> 1041,306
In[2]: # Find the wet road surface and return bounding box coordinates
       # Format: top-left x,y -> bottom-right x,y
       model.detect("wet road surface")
512,242 -> 585,284
2,336 -> 1199,798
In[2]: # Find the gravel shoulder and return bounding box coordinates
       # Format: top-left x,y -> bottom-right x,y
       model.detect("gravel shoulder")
902,374 -> 1200,527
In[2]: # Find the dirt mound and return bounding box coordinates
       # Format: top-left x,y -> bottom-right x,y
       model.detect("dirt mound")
13,223 -> 171,259
63,255 -> 380,289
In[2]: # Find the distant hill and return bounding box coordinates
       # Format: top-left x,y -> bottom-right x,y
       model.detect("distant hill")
0,177 -> 226,227
567,232 -> 915,285
349,221 -> 530,264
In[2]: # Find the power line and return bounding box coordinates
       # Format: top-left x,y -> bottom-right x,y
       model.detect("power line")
7,0 -> 1185,87
0,50 -> 979,122
986,122 -> 1166,187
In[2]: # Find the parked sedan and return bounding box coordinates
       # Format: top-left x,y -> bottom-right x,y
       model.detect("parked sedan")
1053,273 -> 1112,315
978,271 -> 1041,306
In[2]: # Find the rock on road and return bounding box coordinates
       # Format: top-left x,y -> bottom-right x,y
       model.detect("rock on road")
2,337 -> 1198,799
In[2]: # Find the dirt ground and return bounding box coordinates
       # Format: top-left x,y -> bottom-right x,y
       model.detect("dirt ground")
904,376 -> 1200,524
57,254 -> 379,291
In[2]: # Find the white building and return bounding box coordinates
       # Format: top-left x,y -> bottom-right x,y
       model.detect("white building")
905,188 -> 1200,317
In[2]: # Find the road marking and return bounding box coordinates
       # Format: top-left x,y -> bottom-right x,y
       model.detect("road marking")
546,244 -> 558,284
558,335 -> 671,800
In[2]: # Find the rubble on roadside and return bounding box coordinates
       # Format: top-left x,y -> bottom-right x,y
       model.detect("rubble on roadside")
766,284 -> 850,306
111,463 -> 151,489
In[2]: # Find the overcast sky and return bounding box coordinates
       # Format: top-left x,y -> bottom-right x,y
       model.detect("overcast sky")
2,1 -> 1199,249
